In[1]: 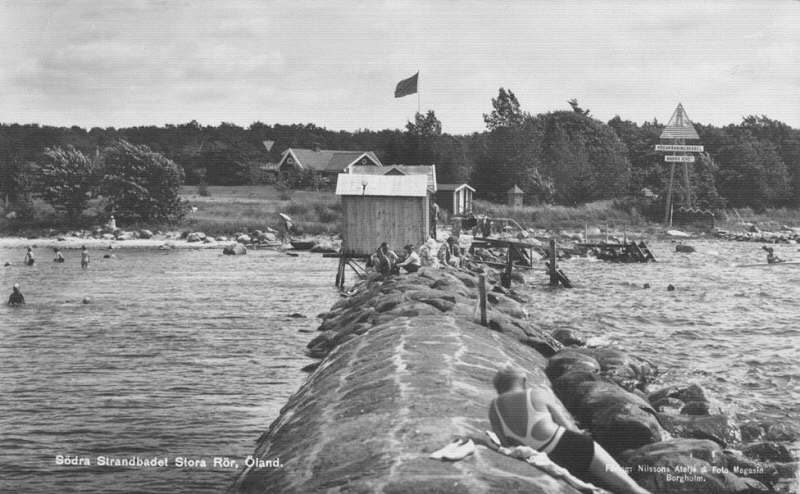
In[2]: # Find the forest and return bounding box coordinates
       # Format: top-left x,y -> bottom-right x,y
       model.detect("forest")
2,88 -> 799,222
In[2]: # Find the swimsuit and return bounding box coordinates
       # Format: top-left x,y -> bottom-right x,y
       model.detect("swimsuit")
490,389 -> 594,478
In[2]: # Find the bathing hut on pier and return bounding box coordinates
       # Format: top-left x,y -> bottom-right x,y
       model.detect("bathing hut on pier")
435,183 -> 475,216
335,173 -> 430,256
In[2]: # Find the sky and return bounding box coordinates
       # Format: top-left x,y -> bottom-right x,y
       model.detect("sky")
1,0 -> 799,134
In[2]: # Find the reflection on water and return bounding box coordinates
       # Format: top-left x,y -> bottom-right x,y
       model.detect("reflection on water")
0,240 -> 798,493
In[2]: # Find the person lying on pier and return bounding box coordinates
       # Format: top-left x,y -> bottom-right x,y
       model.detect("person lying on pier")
396,244 -> 421,273
489,366 -> 651,494
8,283 -> 25,306
762,246 -> 784,264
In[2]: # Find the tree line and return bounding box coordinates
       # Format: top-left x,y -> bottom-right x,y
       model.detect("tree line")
2,89 -> 799,225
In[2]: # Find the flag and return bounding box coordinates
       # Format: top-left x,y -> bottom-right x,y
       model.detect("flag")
394,72 -> 418,98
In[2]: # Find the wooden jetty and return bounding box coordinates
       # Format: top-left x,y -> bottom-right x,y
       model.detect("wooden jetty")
577,241 -> 656,263
470,237 -> 571,288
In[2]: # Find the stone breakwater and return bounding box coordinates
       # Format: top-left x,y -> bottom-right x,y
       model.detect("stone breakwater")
231,268 -> 798,494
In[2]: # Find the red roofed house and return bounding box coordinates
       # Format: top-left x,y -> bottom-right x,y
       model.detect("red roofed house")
278,148 -> 383,186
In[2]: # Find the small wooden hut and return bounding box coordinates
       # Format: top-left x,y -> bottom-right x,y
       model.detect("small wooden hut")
336,174 -> 430,256
507,185 -> 524,208
435,183 -> 475,216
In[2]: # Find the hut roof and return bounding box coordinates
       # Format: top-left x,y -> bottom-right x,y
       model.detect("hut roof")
336,174 -> 428,197
437,183 -> 475,192
281,149 -> 383,172
350,164 -> 437,192
507,185 -> 524,194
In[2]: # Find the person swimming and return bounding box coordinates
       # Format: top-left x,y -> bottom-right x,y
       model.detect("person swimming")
8,283 -> 25,306
53,248 -> 65,263
489,366 -> 651,494
24,247 -> 35,266
80,246 -> 90,269
762,245 -> 784,264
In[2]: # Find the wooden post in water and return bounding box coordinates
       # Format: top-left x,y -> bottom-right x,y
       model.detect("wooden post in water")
549,238 -> 558,286
478,274 -> 487,326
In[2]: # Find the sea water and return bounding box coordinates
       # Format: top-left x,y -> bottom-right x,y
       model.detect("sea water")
0,240 -> 797,493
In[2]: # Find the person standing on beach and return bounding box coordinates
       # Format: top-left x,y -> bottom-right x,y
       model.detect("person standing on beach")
23,247 -> 35,266
53,248 -> 65,263
80,246 -> 90,269
8,283 -> 25,306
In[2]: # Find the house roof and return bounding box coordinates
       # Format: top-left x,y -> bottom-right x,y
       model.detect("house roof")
507,185 -> 524,194
281,148 -> 383,172
437,183 -> 476,192
350,164 -> 437,192
336,174 -> 428,197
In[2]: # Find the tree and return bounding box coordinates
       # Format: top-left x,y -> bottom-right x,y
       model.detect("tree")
567,98 -> 590,116
538,111 -> 630,204
404,110 -> 442,165
39,145 -> 98,221
715,138 -> 790,210
484,88 -> 524,130
101,140 -> 186,222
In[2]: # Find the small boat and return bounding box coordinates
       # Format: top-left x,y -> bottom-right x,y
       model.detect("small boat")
290,240 -> 317,251
736,261 -> 800,268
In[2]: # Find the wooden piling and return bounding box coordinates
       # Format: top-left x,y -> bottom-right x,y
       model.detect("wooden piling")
549,238 -> 558,286
478,274 -> 487,326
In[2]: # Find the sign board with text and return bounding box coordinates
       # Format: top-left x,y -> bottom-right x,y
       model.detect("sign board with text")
664,155 -> 696,163
655,144 -> 704,152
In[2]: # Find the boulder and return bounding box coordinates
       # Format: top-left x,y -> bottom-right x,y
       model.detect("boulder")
186,232 -> 206,242
741,443 -> 793,463
675,244 -> 696,253
656,413 -> 741,447
222,243 -> 247,256
572,381 -> 666,455
551,328 -> 586,347
310,240 -> 338,254
582,347 -> 658,391
138,229 -> 153,239
621,439 -> 769,494
546,349 -> 601,380
236,234 -> 251,244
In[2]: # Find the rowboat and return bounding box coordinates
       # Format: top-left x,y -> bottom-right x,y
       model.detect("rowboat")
736,261 -> 800,268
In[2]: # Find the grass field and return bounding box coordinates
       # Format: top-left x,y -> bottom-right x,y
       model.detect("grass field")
180,185 -> 340,236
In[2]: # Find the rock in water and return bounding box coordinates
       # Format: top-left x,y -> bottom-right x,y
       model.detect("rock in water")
551,328 -> 586,347
236,234 -> 251,244
222,243 -> 247,255
675,244 -> 695,253
186,232 -> 206,242
82,297 -> 91,304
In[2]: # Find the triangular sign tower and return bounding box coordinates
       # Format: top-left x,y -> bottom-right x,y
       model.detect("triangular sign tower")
660,103 -> 699,140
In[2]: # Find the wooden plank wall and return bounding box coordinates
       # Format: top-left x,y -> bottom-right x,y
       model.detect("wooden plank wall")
341,196 -> 429,255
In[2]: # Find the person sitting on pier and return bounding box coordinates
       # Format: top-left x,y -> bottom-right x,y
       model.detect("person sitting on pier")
8,283 -> 25,306
489,366 -> 651,494
372,242 -> 398,276
441,236 -> 462,267
762,245 -> 784,264
396,244 -> 421,273
53,248 -> 65,263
